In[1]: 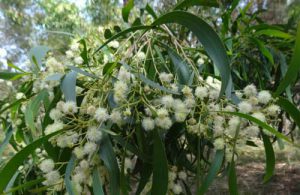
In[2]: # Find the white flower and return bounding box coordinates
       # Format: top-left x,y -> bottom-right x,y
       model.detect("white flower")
238,101 -> 252,113
49,109 -> 63,121
57,132 -> 79,148
66,50 -> 74,59
110,110 -> 123,126
224,105 -> 235,112
182,86 -> 193,97
117,67 -> 131,82
86,126 -> 103,142
39,159 -> 55,173
206,76 -> 221,90
70,42 -> 80,51
108,40 -> 119,48
214,138 -> 225,150
245,125 -> 260,137
136,51 -> 146,61
16,92 -> 25,100
74,147 -> 84,159
178,171 -> 187,180
197,58 -> 204,64
156,108 -> 169,118
208,89 -> 219,100
228,117 -> 240,131
142,117 -> 155,131
123,108 -> 131,116
161,95 -> 174,108
62,101 -> 78,114
45,122 -> 64,135
124,158 -> 134,173
87,105 -> 96,115
258,90 -> 272,104
159,72 -> 173,83
83,142 -> 97,155
94,107 -> 109,123
43,170 -> 60,186
243,84 -> 257,97
195,86 -> 208,99
155,116 -> 172,129
266,105 -> 280,116
251,112 -> 266,122
74,56 -> 83,64
113,81 -> 128,103
172,184 -> 183,194
73,170 -> 86,184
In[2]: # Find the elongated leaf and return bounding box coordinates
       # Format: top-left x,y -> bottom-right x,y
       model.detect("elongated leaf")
275,23 -> 300,95
122,0 -> 134,22
153,11 -> 231,98
61,71 -> 77,103
94,26 -> 152,54
145,4 -> 157,19
28,46 -> 50,72
277,97 -> 300,128
45,73 -> 63,81
7,60 -> 26,73
174,0 -> 219,9
0,72 -> 27,80
25,89 -> 49,132
0,126 -> 13,159
4,171 -> 19,195
65,155 -> 77,195
99,133 -> 120,195
168,48 -> 193,85
138,73 -> 180,95
197,149 -> 224,195
220,111 -> 294,144
135,162 -> 152,195
250,37 -> 274,65
68,66 -> 98,79
0,130 -> 62,192
261,133 -> 275,183
256,29 -> 293,39
151,129 -> 168,195
4,178 -> 45,194
79,39 -> 89,67
228,161 -> 238,195
92,168 -> 105,195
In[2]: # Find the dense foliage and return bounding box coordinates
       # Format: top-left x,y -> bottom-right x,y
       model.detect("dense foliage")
0,1 -> 299,194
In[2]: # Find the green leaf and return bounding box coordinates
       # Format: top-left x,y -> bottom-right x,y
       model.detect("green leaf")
25,89 -> 49,132
0,71 -> 28,80
65,155 -> 77,195
256,29 -> 293,39
261,133 -> 275,183
135,162 -> 152,195
168,48 -> 193,85
4,171 -> 19,195
99,133 -> 120,195
228,161 -> 238,195
174,0 -> 219,9
220,111 -> 294,144
145,4 -> 157,19
79,39 -> 89,67
0,126 -> 13,160
0,130 -> 62,192
4,178 -> 45,194
7,60 -> 26,73
94,26 -> 152,54
151,129 -> 168,195
122,0 -> 134,22
277,97 -> 300,128
138,73 -> 180,95
249,37 -> 274,65
28,46 -> 50,72
68,66 -> 98,79
275,23 -> 300,96
92,168 -> 105,195
153,11 -> 231,98
197,149 -> 224,195
61,71 -> 77,103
